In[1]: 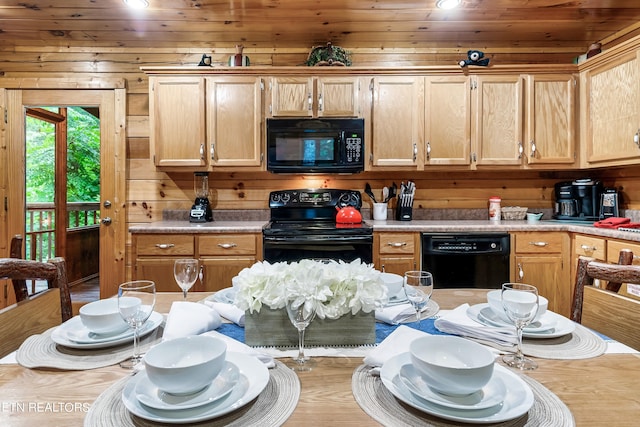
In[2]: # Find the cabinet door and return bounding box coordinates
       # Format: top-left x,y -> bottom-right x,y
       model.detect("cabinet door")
136,258 -> 182,292
424,76 -> 471,166
370,76 -> 424,167
514,255 -> 565,314
317,77 -> 360,117
200,258 -> 256,292
472,75 -> 523,166
268,77 -> 314,117
525,75 -> 576,166
206,77 -> 263,168
150,76 -> 207,167
584,50 -> 640,165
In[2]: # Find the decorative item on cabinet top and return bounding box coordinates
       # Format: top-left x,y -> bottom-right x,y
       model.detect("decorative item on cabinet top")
306,42 -> 352,66
228,45 -> 250,67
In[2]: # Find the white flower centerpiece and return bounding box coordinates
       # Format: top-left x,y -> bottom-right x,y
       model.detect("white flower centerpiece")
234,259 -> 388,347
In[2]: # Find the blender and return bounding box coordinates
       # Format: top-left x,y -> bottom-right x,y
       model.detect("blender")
190,172 -> 213,222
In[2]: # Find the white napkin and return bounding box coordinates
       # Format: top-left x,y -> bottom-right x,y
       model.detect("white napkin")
203,300 -> 245,326
434,304 -> 517,347
163,301 -> 222,341
202,330 -> 275,369
363,325 -> 429,368
375,303 -> 418,325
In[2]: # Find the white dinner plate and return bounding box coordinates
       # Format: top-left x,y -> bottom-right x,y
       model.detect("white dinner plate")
207,288 -> 236,305
135,361 -> 239,410
398,363 -> 507,410
51,312 -> 164,349
467,304 -> 575,339
122,352 -> 269,424
381,352 -> 534,424
385,293 -> 409,306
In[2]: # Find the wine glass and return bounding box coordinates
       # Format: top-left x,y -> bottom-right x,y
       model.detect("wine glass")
285,299 -> 317,371
501,283 -> 539,370
403,271 -> 434,327
174,258 -> 199,301
118,280 -> 156,369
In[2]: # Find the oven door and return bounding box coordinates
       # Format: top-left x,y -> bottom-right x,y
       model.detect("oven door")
263,234 -> 373,264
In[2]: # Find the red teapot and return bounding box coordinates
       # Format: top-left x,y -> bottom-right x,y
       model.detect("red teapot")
335,205 -> 362,224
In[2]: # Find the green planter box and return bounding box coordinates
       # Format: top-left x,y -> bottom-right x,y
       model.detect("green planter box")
244,307 -> 375,347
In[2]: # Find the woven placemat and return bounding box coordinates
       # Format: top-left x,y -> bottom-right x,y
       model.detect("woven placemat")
16,325 -> 164,370
352,364 -> 575,427
84,361 -> 299,427
522,323 -> 606,359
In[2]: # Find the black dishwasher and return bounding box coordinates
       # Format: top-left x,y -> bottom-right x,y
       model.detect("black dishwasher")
421,233 -> 510,289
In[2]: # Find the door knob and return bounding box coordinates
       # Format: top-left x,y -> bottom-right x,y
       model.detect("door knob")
101,217 -> 112,225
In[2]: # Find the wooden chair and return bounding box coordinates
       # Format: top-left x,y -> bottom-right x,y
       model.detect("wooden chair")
0,257 -> 73,322
9,235 -> 30,302
571,254 -> 640,350
0,288 -> 61,358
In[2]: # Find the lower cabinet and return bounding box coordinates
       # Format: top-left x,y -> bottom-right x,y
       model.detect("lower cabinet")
511,232 -> 571,317
132,232 -> 261,293
374,232 -> 419,276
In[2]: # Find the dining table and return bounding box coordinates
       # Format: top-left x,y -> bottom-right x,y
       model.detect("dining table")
1,288 -> 639,426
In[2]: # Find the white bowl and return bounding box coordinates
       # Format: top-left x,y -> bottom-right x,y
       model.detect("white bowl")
487,289 -> 548,323
79,298 -> 136,335
409,335 -> 495,396
144,335 -> 227,395
380,272 -> 403,297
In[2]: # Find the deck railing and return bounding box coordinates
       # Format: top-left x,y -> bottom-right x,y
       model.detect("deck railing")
25,202 -> 100,262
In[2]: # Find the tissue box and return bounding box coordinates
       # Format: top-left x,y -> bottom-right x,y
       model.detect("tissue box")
244,308 -> 375,347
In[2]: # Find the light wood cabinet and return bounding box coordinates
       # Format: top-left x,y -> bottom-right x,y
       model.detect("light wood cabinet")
205,76 -> 263,168
571,234 -> 607,297
582,49 -> 640,166
511,232 -> 571,316
607,239 -> 640,301
472,75 -> 524,167
133,233 -> 261,293
150,76 -> 207,167
369,76 -> 424,168
198,234 -> 260,292
268,76 -> 360,117
133,234 -> 195,292
424,76 -> 471,166
149,76 -> 263,170
524,74 -> 576,166
374,232 -> 419,275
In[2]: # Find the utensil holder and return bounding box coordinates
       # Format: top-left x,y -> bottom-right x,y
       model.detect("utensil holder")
396,206 -> 412,221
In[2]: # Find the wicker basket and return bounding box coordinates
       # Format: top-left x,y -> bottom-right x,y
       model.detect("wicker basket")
501,206 -> 528,220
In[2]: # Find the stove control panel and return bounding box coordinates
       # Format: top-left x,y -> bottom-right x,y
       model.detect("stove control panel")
269,189 -> 362,209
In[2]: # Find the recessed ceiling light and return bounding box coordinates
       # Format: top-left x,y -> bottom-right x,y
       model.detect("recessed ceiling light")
124,0 -> 149,9
436,0 -> 461,10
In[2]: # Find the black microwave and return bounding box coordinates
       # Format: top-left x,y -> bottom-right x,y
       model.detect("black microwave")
266,118 -> 365,173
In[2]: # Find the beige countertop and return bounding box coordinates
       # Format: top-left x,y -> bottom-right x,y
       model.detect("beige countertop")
129,219 -> 640,242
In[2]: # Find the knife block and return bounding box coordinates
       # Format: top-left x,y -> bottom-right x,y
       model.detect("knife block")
396,206 -> 412,221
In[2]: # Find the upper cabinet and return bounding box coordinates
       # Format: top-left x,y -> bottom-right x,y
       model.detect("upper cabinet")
581,48 -> 640,166
424,76 -> 471,166
472,75 -> 524,167
267,76 -> 360,117
149,75 -> 263,170
150,76 -> 207,167
369,76 -> 424,168
524,74 -> 576,166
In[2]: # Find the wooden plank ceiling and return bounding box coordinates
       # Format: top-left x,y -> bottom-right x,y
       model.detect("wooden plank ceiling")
1,0 -> 640,60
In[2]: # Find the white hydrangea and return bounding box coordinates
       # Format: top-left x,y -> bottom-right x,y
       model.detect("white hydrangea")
233,259 -> 388,319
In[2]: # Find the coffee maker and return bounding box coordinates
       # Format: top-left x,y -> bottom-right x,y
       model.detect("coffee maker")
189,172 -> 213,223
553,179 -> 603,221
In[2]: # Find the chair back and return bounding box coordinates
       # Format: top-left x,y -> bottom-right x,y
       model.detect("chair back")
9,235 -> 29,302
0,288 -> 61,358
0,257 -> 73,322
571,255 -> 640,350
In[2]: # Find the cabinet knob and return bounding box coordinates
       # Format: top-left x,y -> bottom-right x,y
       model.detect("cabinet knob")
155,243 -> 175,249
426,141 -> 431,161
518,263 -> 524,280
529,241 -> 548,247
518,141 -> 523,159
530,140 -> 536,158
581,244 -> 597,252
217,243 -> 238,249
387,242 -> 407,248
413,143 -> 417,162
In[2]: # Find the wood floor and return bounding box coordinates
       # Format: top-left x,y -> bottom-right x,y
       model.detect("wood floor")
33,276 -> 100,316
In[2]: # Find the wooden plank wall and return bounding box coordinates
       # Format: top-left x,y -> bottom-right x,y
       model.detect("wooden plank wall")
1,46 -> 639,229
